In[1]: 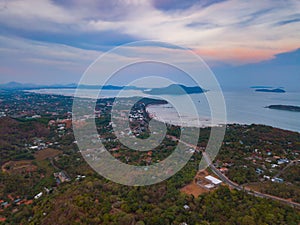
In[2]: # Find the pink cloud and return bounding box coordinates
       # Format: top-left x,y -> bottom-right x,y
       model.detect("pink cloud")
193,47 -> 296,65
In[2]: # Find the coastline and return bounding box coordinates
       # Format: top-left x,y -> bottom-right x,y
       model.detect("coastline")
146,104 -> 225,128
25,88 -> 300,133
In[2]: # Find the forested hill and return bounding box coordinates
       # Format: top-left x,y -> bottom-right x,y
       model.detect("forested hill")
28,179 -> 300,225
0,117 -> 49,164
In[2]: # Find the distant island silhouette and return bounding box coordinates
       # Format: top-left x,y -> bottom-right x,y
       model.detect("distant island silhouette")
266,105 -> 300,112
255,88 -> 286,93
250,86 -> 273,89
143,84 -> 206,95
0,82 -> 206,95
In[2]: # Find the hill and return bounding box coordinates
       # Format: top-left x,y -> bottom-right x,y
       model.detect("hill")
143,84 -> 206,95
0,117 -> 49,164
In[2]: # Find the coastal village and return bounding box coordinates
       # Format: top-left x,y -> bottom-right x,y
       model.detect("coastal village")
0,91 -> 300,223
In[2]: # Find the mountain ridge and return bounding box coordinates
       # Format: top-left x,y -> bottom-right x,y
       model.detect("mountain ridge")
0,82 -> 206,95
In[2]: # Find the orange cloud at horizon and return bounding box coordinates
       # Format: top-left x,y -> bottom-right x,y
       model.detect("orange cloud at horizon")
193,47 -> 297,65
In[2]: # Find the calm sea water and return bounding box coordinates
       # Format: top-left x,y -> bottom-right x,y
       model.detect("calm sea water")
28,88 -> 300,133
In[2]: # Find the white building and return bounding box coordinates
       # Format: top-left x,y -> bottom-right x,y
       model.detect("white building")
205,175 -> 222,185
183,205 -> 190,210
204,184 -> 215,189
34,192 -> 43,199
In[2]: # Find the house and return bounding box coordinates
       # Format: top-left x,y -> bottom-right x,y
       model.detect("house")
44,187 -> 53,194
277,158 -> 289,165
54,171 -> 71,183
204,184 -> 215,189
34,192 -> 43,199
256,168 -> 264,174
219,167 -> 228,173
271,177 -> 284,183
24,200 -> 33,205
48,120 -> 56,126
1,202 -> 8,208
58,126 -> 65,131
75,175 -> 86,181
188,148 -> 195,154
265,158 -> 272,163
13,199 -> 21,204
31,115 -> 41,119
7,194 -> 14,201
183,205 -> 190,210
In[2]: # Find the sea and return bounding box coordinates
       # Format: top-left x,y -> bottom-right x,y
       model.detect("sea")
28,88 -> 300,133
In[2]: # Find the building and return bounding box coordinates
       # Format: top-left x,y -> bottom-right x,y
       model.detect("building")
204,184 -> 215,189
205,175 -> 222,185
277,158 -> 289,165
183,205 -> 190,210
219,167 -> 228,173
54,171 -> 71,183
34,192 -> 43,200
256,168 -> 264,174
271,177 -> 284,183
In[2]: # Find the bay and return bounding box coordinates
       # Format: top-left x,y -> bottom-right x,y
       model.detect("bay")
28,88 -> 300,133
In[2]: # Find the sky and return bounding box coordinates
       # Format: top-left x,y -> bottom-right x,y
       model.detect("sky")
0,0 -> 299,89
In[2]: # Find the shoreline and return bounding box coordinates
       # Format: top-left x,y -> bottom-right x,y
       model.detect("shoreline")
146,105 -> 221,128
25,89 -> 300,134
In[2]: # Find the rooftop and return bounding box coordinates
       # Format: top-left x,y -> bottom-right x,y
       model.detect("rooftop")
205,175 -> 222,185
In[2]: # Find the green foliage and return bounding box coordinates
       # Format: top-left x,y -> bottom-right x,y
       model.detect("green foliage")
1,92 -> 300,224
26,179 -> 300,225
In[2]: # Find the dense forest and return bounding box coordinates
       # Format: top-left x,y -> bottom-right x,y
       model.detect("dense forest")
0,117 -> 50,164
14,177 -> 300,225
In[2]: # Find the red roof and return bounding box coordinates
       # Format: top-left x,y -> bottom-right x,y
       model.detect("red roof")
24,200 -> 33,205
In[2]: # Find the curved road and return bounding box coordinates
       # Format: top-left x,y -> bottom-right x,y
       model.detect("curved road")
202,152 -> 300,209
168,135 -> 300,209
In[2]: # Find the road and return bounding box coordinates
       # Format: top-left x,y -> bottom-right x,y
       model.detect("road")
168,135 -> 300,209
202,152 -> 300,209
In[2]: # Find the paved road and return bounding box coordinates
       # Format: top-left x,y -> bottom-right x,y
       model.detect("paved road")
202,152 -> 300,209
168,135 -> 300,209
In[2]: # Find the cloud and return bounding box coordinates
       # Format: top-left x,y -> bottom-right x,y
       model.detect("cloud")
274,17 -> 300,26
213,48 -> 300,90
0,0 -> 300,84
151,0 -> 227,11
0,34 -> 100,83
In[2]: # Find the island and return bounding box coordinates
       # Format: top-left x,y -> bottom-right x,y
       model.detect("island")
250,86 -> 273,89
255,88 -> 286,93
266,105 -> 300,112
143,84 -> 206,95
